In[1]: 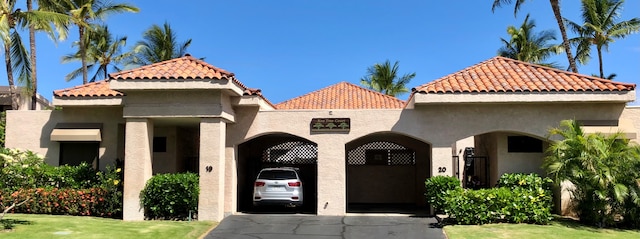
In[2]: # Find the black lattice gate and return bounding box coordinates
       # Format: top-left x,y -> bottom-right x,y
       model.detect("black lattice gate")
262,141 -> 318,165
347,141 -> 415,166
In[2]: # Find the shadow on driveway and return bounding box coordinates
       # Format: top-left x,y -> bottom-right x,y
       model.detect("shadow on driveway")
204,214 -> 445,239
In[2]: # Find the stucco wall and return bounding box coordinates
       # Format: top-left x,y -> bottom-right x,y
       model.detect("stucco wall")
227,102 -> 625,216
6,107 -> 123,170
122,90 -> 229,119
152,126 -> 178,174
621,106 -> 640,144
495,132 -> 547,179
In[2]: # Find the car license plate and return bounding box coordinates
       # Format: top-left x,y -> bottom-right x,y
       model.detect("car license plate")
266,185 -> 286,192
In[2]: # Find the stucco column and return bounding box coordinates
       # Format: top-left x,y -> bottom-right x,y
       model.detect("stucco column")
198,118 -> 226,221
431,146 -> 453,177
316,140 -> 346,215
123,118 -> 153,221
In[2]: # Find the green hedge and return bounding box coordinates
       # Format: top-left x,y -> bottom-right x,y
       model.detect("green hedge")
425,176 -> 461,213
1,188 -> 115,217
0,148 -> 124,218
443,173 -> 553,225
140,173 -> 199,220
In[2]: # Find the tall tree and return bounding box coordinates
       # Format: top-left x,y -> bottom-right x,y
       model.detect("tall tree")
62,25 -> 130,82
492,0 -> 580,73
360,60 -> 415,97
129,22 -> 192,66
60,0 -> 138,85
1,0 -> 67,110
498,14 -> 563,67
565,0 -> 640,78
27,0 -> 70,110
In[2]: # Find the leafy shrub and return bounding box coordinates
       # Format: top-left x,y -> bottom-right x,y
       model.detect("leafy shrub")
141,173 -> 199,220
1,187 -> 113,216
497,173 -> 552,192
443,173 -> 553,225
0,148 -> 50,191
425,176 -> 460,213
0,148 -> 124,218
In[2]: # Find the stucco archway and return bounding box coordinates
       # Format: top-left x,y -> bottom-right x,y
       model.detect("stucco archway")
345,132 -> 431,212
236,133 -> 318,214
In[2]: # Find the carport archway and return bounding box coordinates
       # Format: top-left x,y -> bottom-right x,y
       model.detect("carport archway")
237,133 -> 318,214
345,132 -> 430,213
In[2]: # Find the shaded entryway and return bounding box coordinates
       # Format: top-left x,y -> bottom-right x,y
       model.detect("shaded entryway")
457,131 -> 550,188
345,132 -> 430,213
237,133 -> 318,214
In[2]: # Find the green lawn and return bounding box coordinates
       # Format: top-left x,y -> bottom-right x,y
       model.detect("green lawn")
444,219 -> 640,239
1,213 -> 216,239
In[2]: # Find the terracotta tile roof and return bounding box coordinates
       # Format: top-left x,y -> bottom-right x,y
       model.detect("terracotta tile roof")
110,54 -> 232,79
54,80 -> 123,97
276,82 -> 406,109
412,56 -> 635,94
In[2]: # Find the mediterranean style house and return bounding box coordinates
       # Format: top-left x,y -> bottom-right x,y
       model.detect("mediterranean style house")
6,55 -> 638,221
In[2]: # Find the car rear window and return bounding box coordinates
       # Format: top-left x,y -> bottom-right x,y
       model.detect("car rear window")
258,170 -> 297,180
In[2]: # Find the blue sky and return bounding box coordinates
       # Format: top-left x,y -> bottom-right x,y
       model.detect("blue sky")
6,0 -> 640,104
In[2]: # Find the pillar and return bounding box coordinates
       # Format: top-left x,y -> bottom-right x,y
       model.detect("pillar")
123,118 -> 153,221
431,146 -> 453,177
316,140 -> 346,215
198,118 -> 226,221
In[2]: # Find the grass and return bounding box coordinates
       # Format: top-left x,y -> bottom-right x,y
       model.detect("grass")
0,213 -> 216,239
444,218 -> 640,239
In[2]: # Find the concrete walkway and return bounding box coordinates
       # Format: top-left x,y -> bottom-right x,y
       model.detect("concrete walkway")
204,214 -> 445,239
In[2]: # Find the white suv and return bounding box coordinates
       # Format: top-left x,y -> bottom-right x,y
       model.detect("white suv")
253,167 -> 303,207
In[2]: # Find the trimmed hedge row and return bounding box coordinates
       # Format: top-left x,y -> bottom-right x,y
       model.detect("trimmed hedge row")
425,173 -> 553,225
1,188 -> 116,217
0,148 -> 124,218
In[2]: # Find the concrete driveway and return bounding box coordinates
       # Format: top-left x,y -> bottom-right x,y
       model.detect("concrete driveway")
204,214 -> 445,239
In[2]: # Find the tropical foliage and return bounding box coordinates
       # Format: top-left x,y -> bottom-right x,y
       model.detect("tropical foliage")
0,148 -> 124,218
424,176 -> 461,213
129,22 -> 192,66
62,25 -> 131,82
498,14 -> 563,67
544,119 -> 640,228
565,0 -> 640,78
360,60 -> 415,97
492,0 -> 580,73
58,0 -> 139,84
0,0 -> 68,110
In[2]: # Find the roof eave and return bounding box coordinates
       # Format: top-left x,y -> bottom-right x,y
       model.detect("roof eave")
413,90 -> 636,104
53,96 -> 124,107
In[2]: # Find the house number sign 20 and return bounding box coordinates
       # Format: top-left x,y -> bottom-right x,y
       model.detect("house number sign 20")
438,167 -> 447,173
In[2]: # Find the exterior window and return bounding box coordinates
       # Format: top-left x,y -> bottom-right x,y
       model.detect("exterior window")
153,137 -> 167,152
507,136 -> 543,153
60,142 -> 99,168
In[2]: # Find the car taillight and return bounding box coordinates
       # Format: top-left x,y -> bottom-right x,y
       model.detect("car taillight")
255,182 -> 265,187
288,181 -> 301,187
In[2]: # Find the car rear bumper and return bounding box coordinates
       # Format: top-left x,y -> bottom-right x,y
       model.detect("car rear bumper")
253,199 -> 303,207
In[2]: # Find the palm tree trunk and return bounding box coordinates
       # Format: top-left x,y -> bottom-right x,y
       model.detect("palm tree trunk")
597,46 -> 604,79
549,0 -> 579,73
28,0 -> 37,110
80,27 -> 88,85
5,43 -> 19,110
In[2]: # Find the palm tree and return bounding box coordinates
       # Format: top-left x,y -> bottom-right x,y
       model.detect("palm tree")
60,0 -> 138,84
498,14 -> 563,67
565,0 -> 640,78
492,0 -> 580,73
0,0 -> 68,110
26,0 -> 70,110
360,60 -> 415,97
544,119 -> 639,227
62,25 -> 130,82
129,22 -> 192,66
